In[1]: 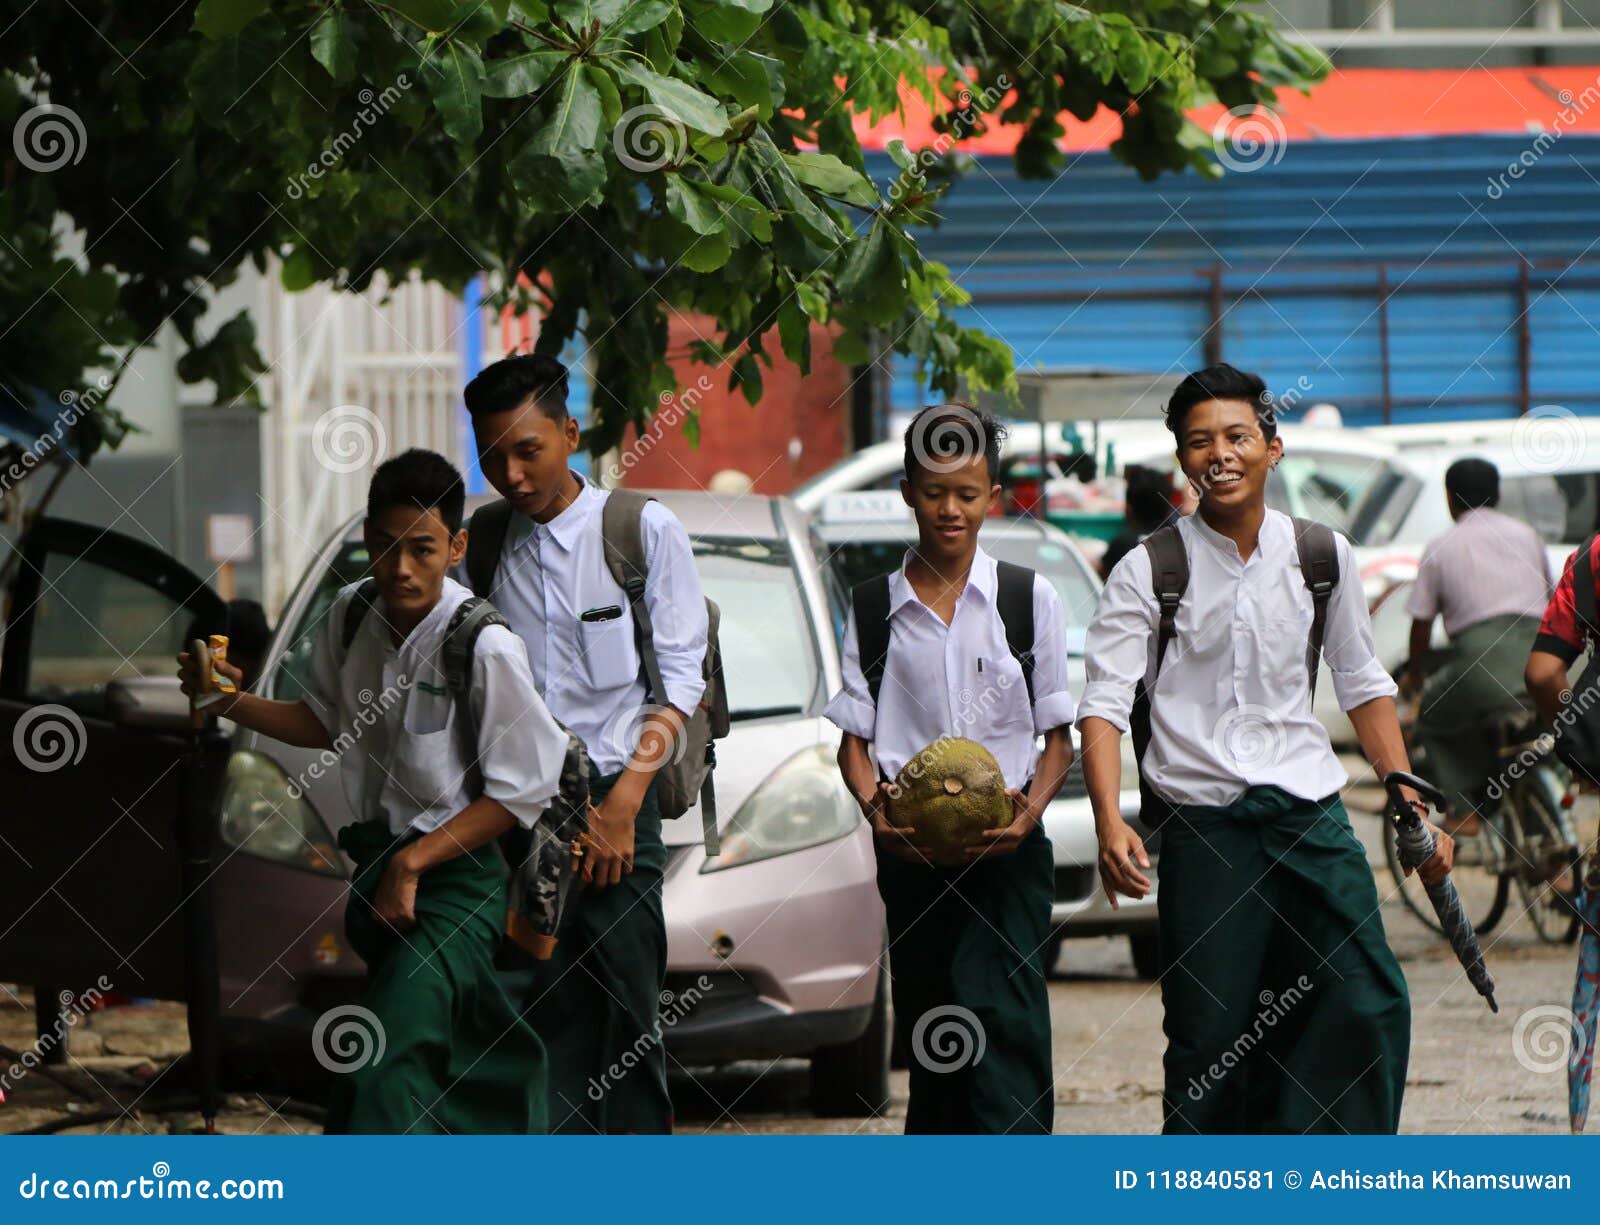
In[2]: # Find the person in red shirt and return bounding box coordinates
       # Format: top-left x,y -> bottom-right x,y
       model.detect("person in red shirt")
1525,538 -> 1599,726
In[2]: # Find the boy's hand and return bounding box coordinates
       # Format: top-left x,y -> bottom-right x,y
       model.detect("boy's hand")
1410,826 -> 1456,884
373,854 -> 420,932
175,650 -> 244,708
1097,816 -> 1151,908
869,782 -> 933,863
581,791 -> 637,890
967,789 -> 1039,861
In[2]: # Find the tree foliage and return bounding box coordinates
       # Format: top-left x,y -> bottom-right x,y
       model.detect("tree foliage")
0,0 -> 1324,455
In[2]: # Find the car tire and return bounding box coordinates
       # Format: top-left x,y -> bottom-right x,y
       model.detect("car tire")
1129,929 -> 1162,980
809,963 -> 890,1118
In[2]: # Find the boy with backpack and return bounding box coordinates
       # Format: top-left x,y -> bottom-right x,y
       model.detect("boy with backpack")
178,449 -> 571,1134
1078,364 -> 1454,1134
461,355 -> 714,1134
827,404 -> 1076,1134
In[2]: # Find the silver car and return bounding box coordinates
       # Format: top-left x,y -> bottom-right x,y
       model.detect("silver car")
808,492 -> 1162,978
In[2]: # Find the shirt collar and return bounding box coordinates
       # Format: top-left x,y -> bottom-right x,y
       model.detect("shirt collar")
508,471 -> 599,554
887,544 -> 997,614
376,576 -> 470,660
1184,507 -> 1288,565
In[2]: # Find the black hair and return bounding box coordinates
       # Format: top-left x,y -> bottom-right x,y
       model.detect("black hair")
223,599 -> 271,658
366,448 -> 466,535
1445,456 -> 1499,511
463,353 -> 570,421
1164,363 -> 1277,442
902,401 -> 1007,485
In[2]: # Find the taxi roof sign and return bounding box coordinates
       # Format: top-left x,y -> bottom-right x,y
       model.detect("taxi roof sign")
819,491 -> 913,524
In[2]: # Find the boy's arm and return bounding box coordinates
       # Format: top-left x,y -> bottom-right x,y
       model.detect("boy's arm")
176,652 -> 333,750
371,796 -> 517,932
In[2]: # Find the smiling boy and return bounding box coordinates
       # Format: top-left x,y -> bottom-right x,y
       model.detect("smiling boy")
1077,364 -> 1453,1134
179,449 -> 570,1133
828,404 -> 1075,1134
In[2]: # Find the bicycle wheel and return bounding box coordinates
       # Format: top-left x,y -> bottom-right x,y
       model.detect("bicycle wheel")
1383,809 -> 1510,938
1511,769 -> 1582,945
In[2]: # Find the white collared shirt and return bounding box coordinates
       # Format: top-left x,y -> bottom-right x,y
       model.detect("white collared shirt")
1406,506 -> 1551,637
304,577 -> 569,837
488,475 -> 709,775
1077,509 -> 1396,808
823,546 -> 1077,788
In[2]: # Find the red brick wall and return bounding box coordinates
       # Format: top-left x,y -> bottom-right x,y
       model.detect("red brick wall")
612,313 -> 851,494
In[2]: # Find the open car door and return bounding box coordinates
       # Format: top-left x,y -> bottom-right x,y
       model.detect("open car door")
0,516 -> 228,1002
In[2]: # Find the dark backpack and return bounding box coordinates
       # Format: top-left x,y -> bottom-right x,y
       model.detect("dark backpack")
1129,518 -> 1339,827
463,491 -> 731,856
340,579 -> 592,961
1554,533 -> 1600,783
851,559 -> 1040,735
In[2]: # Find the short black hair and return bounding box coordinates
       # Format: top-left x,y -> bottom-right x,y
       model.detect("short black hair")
1445,457 -> 1499,510
1165,363 -> 1277,442
902,402 -> 1007,485
464,353 -> 569,421
366,448 -> 466,534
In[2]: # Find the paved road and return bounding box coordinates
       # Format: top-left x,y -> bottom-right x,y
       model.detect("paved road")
1,773 -> 1590,1135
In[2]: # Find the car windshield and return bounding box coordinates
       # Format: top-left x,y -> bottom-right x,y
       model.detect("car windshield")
820,529 -> 1099,647
1347,467 -> 1423,547
269,535 -> 823,721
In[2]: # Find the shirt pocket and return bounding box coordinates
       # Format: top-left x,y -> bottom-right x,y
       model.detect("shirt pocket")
403,686 -> 455,736
1256,615 -> 1312,698
578,610 -> 641,691
386,726 -> 459,812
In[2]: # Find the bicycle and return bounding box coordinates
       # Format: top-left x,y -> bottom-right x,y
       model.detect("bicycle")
1386,711 -> 1585,944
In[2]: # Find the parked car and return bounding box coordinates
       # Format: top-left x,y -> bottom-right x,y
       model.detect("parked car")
0,492 -> 890,1115
807,492 -> 1162,977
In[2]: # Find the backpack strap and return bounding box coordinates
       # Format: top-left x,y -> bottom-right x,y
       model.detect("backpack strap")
601,489 -> 670,706
441,596 -> 510,797
1143,524 -> 1189,678
993,560 -> 1037,708
850,574 -> 893,710
341,578 -> 381,653
1291,517 -> 1340,705
1574,534 -> 1600,651
464,499 -> 516,598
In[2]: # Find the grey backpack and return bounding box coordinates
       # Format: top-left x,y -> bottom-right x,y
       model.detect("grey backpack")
463,490 -> 731,855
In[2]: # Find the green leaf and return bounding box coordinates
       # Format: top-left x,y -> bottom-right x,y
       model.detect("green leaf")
390,0 -> 459,31
781,151 -> 878,207
832,330 -> 870,366
587,63 -> 622,132
427,41 -> 485,143
535,65 -> 603,153
1117,30 -> 1152,93
280,249 -> 316,292
777,295 -> 810,371
683,0 -> 771,42
836,220 -> 905,326
484,49 -> 565,98
309,10 -> 358,84
795,281 -> 829,323
885,138 -> 917,173
193,0 -> 270,39
186,18 -> 284,137
731,351 -> 763,406
659,217 -> 731,272
610,0 -> 673,35
615,62 -> 727,135
665,178 -> 729,236
554,0 -> 634,24
509,144 -> 607,211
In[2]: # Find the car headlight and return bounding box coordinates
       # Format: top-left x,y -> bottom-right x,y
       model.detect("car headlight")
701,744 -> 859,872
218,750 -> 344,877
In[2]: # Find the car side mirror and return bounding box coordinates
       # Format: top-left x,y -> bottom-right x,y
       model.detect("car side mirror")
106,676 -> 195,734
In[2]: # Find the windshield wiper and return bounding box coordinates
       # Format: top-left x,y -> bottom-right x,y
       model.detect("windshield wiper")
728,704 -> 804,722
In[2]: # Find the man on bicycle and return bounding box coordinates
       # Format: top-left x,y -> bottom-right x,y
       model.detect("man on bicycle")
1401,458 -> 1552,832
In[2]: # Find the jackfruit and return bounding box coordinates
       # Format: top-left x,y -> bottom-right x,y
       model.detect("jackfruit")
890,737 -> 1013,866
